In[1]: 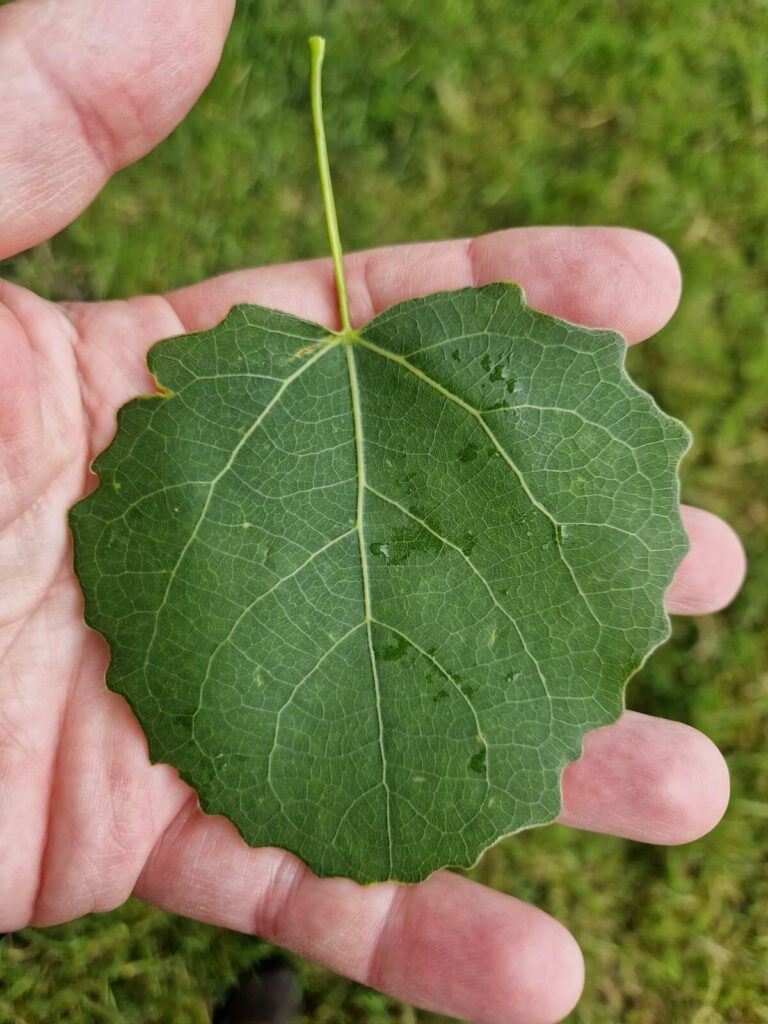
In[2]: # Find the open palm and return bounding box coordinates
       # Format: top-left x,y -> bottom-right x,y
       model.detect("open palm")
0,3 -> 746,1023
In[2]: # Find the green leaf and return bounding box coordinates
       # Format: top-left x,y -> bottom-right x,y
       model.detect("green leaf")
69,284 -> 690,882
69,37 -> 690,882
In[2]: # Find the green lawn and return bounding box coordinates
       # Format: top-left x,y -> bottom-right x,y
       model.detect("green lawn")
2,1 -> 767,1021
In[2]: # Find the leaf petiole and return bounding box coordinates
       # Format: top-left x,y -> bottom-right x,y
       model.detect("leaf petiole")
309,36 -> 353,336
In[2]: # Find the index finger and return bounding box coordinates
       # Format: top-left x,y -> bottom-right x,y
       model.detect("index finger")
163,225 -> 682,343
68,226 -> 684,462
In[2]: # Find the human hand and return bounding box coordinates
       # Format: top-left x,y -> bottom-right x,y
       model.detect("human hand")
0,2 -> 746,1022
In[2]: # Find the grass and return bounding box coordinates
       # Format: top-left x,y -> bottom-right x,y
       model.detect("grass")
2,0 -> 767,1021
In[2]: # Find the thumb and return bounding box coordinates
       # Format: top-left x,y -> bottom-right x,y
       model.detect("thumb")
0,0 -> 234,261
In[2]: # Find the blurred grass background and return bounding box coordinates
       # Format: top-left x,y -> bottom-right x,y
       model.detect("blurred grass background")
2,0 -> 767,1021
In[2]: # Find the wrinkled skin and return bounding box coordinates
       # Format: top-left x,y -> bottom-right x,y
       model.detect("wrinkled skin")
0,3 -> 746,1023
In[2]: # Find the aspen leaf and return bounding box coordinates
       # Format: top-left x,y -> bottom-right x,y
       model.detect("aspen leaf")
69,38 -> 690,883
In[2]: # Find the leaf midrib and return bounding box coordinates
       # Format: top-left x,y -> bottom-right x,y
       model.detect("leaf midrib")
345,342 -> 395,877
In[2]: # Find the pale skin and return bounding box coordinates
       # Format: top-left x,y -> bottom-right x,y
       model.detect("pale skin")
0,2 -> 747,1023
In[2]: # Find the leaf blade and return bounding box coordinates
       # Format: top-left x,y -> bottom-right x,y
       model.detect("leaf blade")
70,283 -> 690,882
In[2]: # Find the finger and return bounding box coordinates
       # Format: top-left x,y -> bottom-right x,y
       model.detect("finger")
666,506 -> 746,615
558,710 -> 729,844
163,225 -> 681,343
69,226 -> 684,446
135,806 -> 583,1024
0,0 -> 234,259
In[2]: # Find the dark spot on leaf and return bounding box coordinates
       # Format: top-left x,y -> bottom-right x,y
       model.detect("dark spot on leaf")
459,441 -> 478,463
481,351 -> 516,386
380,633 -> 409,662
468,748 -> 487,774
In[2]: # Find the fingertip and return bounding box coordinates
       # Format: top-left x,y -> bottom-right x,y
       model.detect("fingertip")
668,507 -> 747,615
653,724 -> 731,844
559,712 -> 730,845
372,872 -> 585,1024
545,922 -> 585,1024
463,226 -> 682,344
564,226 -> 681,343
497,911 -> 584,1024
617,228 -> 682,341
